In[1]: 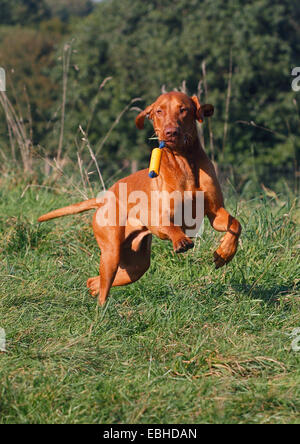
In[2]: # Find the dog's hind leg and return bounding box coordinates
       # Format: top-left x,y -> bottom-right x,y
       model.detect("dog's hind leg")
88,224 -> 123,306
116,231 -> 152,286
87,230 -> 152,304
97,246 -> 121,305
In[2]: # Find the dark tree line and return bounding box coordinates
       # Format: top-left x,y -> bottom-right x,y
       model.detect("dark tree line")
0,0 -> 299,191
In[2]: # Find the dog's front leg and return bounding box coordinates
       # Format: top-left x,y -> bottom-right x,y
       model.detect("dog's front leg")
157,224 -> 194,254
207,207 -> 241,268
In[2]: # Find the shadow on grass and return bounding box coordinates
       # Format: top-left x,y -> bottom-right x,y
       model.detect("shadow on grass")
231,281 -> 299,305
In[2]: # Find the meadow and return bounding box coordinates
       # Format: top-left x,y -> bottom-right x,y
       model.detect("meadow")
0,176 -> 299,424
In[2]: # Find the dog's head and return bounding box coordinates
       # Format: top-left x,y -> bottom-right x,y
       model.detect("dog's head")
136,91 -> 214,149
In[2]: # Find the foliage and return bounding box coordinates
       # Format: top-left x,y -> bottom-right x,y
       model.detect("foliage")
0,27 -> 60,145
0,0 -> 51,26
0,0 -> 299,186
64,0 -> 300,184
0,0 -> 94,25
45,0 -> 94,22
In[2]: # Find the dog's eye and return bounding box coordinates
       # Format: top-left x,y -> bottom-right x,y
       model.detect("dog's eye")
180,107 -> 187,113
156,109 -> 162,114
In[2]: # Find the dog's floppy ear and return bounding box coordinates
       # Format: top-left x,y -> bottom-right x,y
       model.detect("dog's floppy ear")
135,104 -> 154,129
190,95 -> 214,123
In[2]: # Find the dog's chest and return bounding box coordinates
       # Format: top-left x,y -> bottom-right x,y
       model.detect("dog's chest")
164,153 -> 198,191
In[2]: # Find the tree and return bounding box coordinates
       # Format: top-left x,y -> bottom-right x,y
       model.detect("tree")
59,0 -> 299,185
45,0 -> 94,22
1,0 -> 299,187
0,0 -> 51,25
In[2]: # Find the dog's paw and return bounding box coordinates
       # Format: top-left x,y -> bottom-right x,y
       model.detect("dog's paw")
213,235 -> 238,269
87,276 -> 100,297
174,237 -> 194,254
213,249 -> 228,269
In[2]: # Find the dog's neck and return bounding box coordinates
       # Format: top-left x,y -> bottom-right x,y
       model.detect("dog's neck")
165,130 -> 203,161
160,134 -> 203,189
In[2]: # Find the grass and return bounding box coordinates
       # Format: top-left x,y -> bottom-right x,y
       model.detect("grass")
0,177 -> 299,424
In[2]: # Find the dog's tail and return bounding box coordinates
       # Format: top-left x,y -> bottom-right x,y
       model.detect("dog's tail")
38,198 -> 99,222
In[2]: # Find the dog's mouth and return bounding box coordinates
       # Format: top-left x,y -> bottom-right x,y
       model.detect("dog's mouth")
164,136 -> 182,147
164,138 -> 177,145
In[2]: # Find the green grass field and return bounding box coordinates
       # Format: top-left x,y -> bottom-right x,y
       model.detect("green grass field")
0,178 -> 299,424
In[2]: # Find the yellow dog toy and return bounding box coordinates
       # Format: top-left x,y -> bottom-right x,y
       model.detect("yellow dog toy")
148,141 -> 165,178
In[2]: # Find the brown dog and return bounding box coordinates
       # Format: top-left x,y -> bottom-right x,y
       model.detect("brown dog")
38,92 -> 241,305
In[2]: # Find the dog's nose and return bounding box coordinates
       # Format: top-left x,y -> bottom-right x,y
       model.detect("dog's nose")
165,127 -> 180,138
